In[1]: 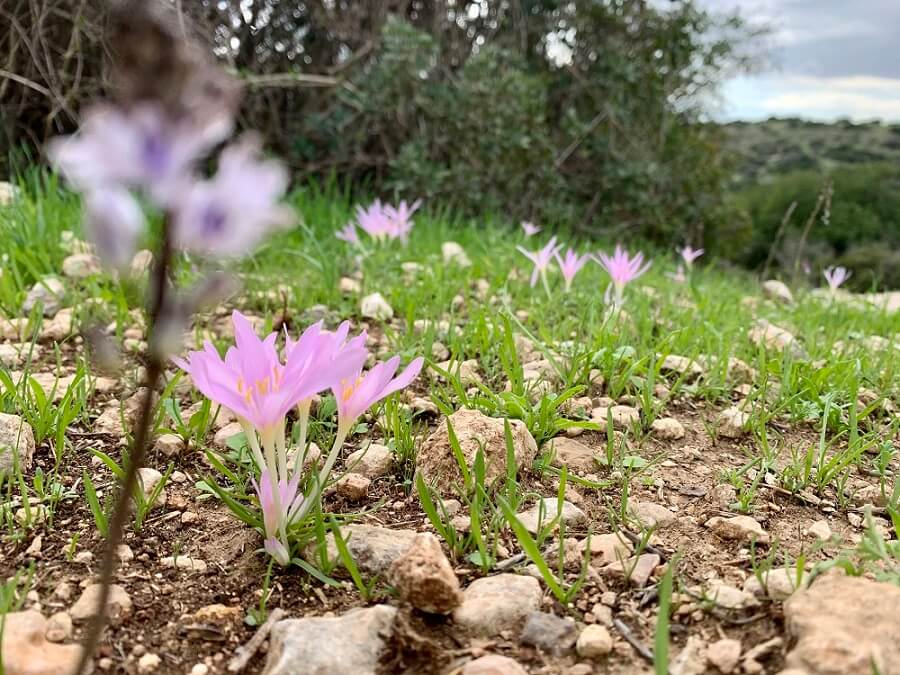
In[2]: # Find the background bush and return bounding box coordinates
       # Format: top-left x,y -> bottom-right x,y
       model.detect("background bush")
733,163 -> 900,289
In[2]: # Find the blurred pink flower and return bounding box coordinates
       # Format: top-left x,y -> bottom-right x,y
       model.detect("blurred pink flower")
171,139 -> 293,257
354,199 -> 420,244
521,221 -> 541,237
517,236 -> 563,288
595,245 -> 651,306
355,200 -> 388,240
336,222 -> 360,245
823,265 -> 851,292
555,248 -> 591,291
679,245 -> 704,267
384,199 -> 421,243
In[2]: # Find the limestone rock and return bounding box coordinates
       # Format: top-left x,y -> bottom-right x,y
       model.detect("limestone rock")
576,624 -> 613,658
743,567 -> 800,601
315,525 -> 417,576
136,467 -> 167,509
160,556 -> 207,573
416,409 -> 538,492
517,497 -> 586,534
335,472 -> 371,501
707,638 -> 741,674
601,553 -> 660,587
442,241 -> 472,267
1,610 -> 88,675
360,293 -> 393,321
0,412 -> 35,477
704,581 -> 759,610
651,417 -> 685,440
339,277 -> 361,294
784,574 -> 900,675
717,406 -> 749,439
762,279 -> 794,305
706,515 -> 769,544
549,437 -> 596,472
153,433 -> 183,457
41,308 -> 74,342
0,181 -> 18,205
346,443 -> 393,478
579,532 -> 633,566
264,605 -> 397,675
591,405 -> 640,430
70,584 -> 132,621
628,501 -> 676,529
462,655 -> 527,675
453,574 -> 542,636
519,611 -> 577,655
213,422 -> 244,448
660,354 -> 704,379
45,610 -> 73,643
23,277 -> 65,316
388,532 -> 462,614
130,250 -> 153,277
62,253 -> 102,279
806,519 -> 832,541
435,358 -> 483,387
749,319 -> 805,358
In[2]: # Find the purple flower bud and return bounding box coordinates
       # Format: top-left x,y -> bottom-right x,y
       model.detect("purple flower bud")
171,138 -> 293,257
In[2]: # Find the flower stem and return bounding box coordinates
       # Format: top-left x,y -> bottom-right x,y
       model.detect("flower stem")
293,422 -> 349,524
76,218 -> 173,675
292,399 -> 311,475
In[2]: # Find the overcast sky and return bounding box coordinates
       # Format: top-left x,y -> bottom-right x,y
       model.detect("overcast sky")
697,0 -> 900,121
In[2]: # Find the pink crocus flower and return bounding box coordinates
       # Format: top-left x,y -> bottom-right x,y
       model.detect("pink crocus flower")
517,236 -> 563,290
521,221 -> 541,237
292,353 -> 424,528
383,199 -> 421,244
171,139 -> 293,258
336,222 -> 360,245
173,311 -> 364,437
555,248 -> 591,292
595,245 -> 652,307
679,245 -> 704,267
823,265 -> 851,293
355,200 -> 392,241
333,356 -> 424,433
251,469 -> 304,565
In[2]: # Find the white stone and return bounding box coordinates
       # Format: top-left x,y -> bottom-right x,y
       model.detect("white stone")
360,293 -> 393,321
442,241 -> 472,267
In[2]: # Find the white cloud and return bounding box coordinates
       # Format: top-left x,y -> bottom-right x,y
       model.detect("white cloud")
714,74 -> 900,121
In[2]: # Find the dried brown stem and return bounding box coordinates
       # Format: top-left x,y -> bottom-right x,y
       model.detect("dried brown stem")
75,221 -> 173,675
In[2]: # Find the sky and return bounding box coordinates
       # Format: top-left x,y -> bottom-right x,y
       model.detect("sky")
697,0 -> 900,122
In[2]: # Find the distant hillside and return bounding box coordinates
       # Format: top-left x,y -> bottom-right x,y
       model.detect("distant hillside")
720,118 -> 900,186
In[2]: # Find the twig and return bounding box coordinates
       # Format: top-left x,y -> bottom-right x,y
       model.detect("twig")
75,220 -> 173,675
791,180 -> 832,285
761,200 -> 795,281
554,110 -> 608,170
612,616 -> 654,663
620,529 -> 669,563
227,608 -> 286,673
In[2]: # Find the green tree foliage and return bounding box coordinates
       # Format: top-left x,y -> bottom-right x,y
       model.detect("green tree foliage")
3,1 -> 758,245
